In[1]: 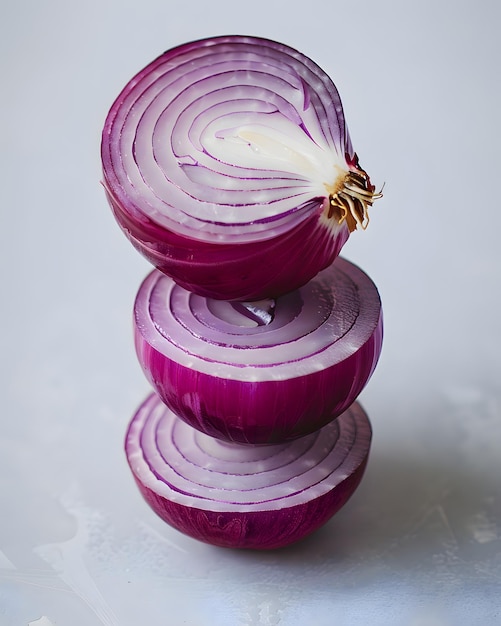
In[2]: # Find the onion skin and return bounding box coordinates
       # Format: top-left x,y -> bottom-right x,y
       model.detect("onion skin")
134,257 -> 383,443
101,35 -> 378,301
125,394 -> 372,550
106,186 -> 348,300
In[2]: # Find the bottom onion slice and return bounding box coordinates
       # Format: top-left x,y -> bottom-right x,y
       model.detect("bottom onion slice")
125,393 -> 372,550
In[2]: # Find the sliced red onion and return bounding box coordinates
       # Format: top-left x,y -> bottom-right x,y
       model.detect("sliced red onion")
125,393 -> 372,549
134,257 -> 383,443
102,35 -> 381,300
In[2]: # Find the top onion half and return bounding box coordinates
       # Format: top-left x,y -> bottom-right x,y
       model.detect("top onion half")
101,35 -> 381,300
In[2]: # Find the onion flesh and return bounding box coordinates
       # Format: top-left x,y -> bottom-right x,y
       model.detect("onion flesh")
134,256 -> 383,443
102,35 -> 381,300
125,393 -> 372,549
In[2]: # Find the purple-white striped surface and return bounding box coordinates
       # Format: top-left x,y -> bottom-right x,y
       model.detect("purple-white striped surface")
101,35 -> 378,300
125,393 -> 372,549
134,257 -> 383,443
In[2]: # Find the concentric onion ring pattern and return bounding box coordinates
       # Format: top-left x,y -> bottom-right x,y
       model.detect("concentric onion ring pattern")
102,35 -> 351,244
125,393 -> 371,548
133,257 -> 383,443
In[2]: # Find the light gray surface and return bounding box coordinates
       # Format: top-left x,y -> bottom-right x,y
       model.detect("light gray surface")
1,1 -> 500,624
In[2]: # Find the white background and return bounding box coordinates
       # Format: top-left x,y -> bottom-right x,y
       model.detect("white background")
1,1 -> 500,624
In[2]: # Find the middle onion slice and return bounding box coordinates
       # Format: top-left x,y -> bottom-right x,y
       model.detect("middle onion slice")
134,256 -> 383,444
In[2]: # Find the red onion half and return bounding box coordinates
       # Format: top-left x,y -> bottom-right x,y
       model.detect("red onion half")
102,35 -> 381,300
125,393 -> 372,549
134,257 -> 382,443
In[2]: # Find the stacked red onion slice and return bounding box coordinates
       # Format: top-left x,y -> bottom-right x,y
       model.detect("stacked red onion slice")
101,35 -> 379,300
126,393 -> 372,549
134,257 -> 383,443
